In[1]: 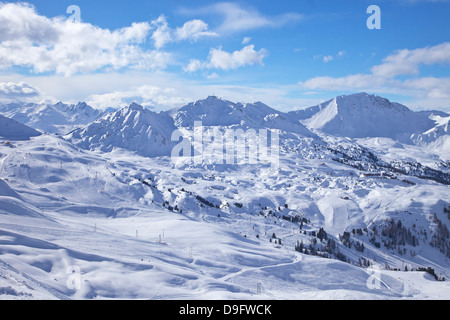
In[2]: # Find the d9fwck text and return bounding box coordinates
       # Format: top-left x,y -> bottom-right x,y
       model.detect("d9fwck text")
224,304 -> 272,315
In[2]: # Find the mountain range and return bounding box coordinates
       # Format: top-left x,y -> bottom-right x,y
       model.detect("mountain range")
0,101 -> 110,135
3,92 -> 448,151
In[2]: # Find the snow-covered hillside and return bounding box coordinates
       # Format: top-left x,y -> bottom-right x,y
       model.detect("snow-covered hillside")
0,93 -> 449,300
410,114 -> 450,160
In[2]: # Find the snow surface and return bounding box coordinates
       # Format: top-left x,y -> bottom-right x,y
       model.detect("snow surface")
0,94 -> 449,300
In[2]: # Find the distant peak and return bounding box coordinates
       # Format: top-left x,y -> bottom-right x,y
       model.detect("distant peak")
70,101 -> 92,110
191,95 -> 230,107
203,95 -> 223,102
354,92 -> 370,96
52,101 -> 67,109
253,101 -> 268,107
127,102 -> 144,111
335,92 -> 407,109
76,101 -> 88,107
339,92 -> 373,99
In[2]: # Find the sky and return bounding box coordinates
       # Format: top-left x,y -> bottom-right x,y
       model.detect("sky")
0,0 -> 449,112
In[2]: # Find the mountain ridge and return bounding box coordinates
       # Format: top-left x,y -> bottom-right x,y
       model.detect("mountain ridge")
168,95 -> 317,138
2,92 -> 450,159
66,102 -> 177,157
0,101 -> 105,135
288,92 -> 443,141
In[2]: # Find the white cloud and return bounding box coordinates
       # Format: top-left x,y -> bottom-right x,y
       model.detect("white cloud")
0,81 -> 40,100
371,42 -> 450,78
300,43 -> 450,110
322,55 -> 334,63
209,45 -> 267,70
213,2 -> 273,32
85,82 -> 316,112
315,51 -> 345,63
151,15 -> 217,49
301,74 -> 390,91
402,77 -> 450,99
184,59 -> 204,73
184,45 -> 267,72
300,73 -> 450,100
180,2 -> 302,34
242,37 -> 251,45
86,85 -> 191,110
0,3 -> 170,76
0,4 -> 216,76
0,2 -> 58,42
206,72 -> 219,80
0,71 -> 317,112
175,19 -> 218,41
151,15 -> 172,49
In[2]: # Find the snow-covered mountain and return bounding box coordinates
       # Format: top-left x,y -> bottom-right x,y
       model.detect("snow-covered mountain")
0,101 -> 107,135
288,93 -> 440,141
411,114 -> 450,144
0,114 -> 41,140
66,97 -> 319,160
409,114 -> 450,161
66,102 -> 177,157
0,93 -> 449,300
169,95 -> 316,137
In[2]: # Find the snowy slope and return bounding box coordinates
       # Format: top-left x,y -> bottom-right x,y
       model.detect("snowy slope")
289,93 -> 436,141
1,133 -> 449,299
409,114 -> 450,160
66,103 -> 177,157
411,114 -> 449,143
0,94 -> 449,300
0,114 -> 41,140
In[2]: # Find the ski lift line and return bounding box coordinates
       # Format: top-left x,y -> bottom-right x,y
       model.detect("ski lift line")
64,166 -> 100,206
2,149 -> 25,180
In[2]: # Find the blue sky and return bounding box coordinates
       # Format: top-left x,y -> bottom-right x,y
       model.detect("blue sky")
0,0 -> 449,111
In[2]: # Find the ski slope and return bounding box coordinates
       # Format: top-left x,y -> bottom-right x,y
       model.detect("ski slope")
0,94 -> 449,299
